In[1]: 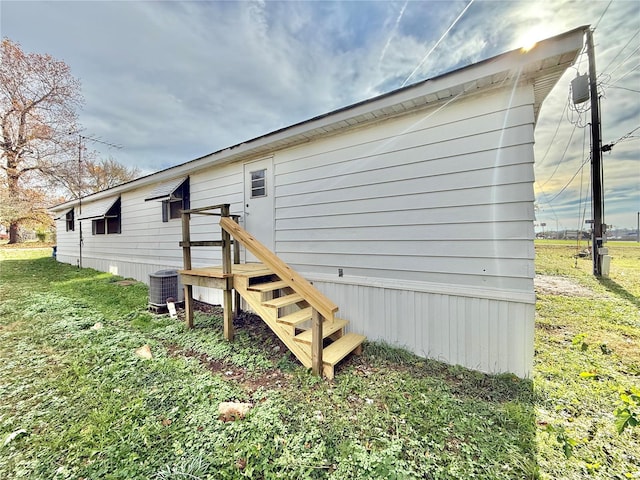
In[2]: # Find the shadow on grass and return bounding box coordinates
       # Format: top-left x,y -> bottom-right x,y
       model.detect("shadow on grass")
348,342 -> 540,478
598,277 -> 640,308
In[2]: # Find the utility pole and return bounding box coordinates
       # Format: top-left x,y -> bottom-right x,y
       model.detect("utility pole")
78,135 -> 83,269
70,132 -> 122,270
587,29 -> 604,276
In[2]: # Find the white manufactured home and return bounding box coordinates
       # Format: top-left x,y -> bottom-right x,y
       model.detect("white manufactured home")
51,27 -> 586,378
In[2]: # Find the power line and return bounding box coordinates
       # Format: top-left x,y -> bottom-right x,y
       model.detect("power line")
536,186 -> 561,231
606,45 -> 640,79
602,125 -> 640,151
401,0 -> 475,87
575,128 -> 589,257
538,122 -> 578,189
574,44 -> 590,75
599,29 -> 640,76
614,125 -> 640,142
601,84 -> 640,94
593,0 -> 613,30
608,62 -> 640,86
537,97 -> 571,167
546,155 -> 590,204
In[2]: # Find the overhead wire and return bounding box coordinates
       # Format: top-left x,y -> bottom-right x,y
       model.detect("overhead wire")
593,0 -> 613,30
546,154 -> 590,204
603,125 -> 640,150
608,62 -> 640,86
536,185 -> 562,232
575,127 -> 588,257
604,44 -> 640,80
598,30 -> 640,77
601,85 -> 640,94
538,122 -> 578,189
537,99 -> 570,167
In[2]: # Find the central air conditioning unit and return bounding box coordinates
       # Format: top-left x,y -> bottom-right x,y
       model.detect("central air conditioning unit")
149,269 -> 180,307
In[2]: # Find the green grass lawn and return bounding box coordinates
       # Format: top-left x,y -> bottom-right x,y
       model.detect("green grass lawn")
0,242 -> 638,479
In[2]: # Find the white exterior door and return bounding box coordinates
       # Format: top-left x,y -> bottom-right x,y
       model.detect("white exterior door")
243,158 -> 274,262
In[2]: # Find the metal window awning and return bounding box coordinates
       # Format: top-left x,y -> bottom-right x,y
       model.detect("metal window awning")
78,197 -> 120,220
145,177 -> 187,201
54,208 -> 74,221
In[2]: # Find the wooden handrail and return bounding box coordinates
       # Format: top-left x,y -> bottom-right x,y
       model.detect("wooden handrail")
182,204 -> 238,215
220,217 -> 338,321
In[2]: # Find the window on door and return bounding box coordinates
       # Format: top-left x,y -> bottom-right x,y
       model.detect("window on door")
250,169 -> 266,198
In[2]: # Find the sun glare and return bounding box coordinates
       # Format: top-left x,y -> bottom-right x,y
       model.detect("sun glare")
518,26 -> 553,52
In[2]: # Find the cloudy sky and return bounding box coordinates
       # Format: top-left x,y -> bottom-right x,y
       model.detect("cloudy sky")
2,0 -> 639,229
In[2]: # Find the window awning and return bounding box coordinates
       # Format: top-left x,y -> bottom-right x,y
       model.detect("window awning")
78,197 -> 120,220
145,177 -> 187,201
54,208 -> 74,221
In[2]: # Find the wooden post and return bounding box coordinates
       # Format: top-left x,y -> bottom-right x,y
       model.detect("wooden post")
311,308 -> 323,376
181,211 -> 194,329
221,204 -> 234,341
233,216 -> 241,318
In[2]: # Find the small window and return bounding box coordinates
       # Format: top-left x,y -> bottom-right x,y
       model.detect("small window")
162,179 -> 190,222
92,198 -> 121,235
65,209 -> 75,232
92,219 -> 105,235
251,169 -> 266,198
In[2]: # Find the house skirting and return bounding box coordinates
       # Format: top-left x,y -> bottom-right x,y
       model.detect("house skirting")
56,254 -> 534,377
306,274 -> 534,378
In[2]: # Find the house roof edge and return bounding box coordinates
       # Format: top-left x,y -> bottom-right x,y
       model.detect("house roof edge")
50,25 -> 588,212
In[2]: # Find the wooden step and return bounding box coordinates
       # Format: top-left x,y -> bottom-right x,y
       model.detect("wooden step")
294,318 -> 348,345
322,333 -> 366,366
248,279 -> 287,293
277,307 -> 312,326
262,293 -> 304,309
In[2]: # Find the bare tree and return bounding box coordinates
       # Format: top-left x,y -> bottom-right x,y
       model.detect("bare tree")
83,156 -> 140,193
0,38 -> 82,243
48,153 -> 140,198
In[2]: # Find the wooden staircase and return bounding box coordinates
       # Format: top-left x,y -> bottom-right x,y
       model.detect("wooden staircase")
220,217 -> 365,380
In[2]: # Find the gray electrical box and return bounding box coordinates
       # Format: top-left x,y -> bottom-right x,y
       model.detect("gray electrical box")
571,74 -> 589,104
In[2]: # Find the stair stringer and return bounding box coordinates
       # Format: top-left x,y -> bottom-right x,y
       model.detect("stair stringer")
234,276 -> 314,369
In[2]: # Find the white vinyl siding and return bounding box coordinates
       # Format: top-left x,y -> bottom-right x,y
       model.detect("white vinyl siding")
273,88 -> 536,293
54,216 -> 80,265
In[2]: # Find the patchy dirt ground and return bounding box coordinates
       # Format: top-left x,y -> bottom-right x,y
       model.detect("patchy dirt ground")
168,302 -> 295,394
166,343 -> 293,395
534,275 -> 594,297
